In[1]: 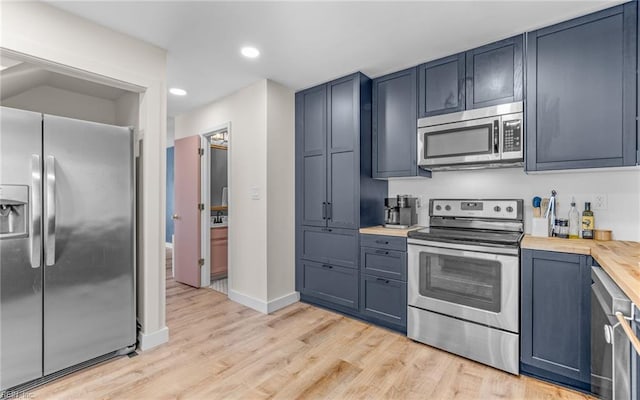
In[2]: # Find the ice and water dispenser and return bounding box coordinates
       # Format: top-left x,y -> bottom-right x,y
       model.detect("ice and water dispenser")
0,185 -> 29,239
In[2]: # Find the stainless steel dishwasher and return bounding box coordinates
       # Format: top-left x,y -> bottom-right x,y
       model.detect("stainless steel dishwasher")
592,266 -> 633,400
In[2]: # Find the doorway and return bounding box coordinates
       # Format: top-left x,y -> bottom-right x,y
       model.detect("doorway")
201,125 -> 230,293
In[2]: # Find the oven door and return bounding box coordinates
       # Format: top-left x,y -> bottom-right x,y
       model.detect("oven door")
418,116 -> 500,167
408,241 -> 519,333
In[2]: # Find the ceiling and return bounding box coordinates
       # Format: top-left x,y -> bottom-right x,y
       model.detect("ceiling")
48,1 -> 625,117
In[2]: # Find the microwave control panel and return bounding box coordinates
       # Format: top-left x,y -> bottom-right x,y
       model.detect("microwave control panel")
503,120 -> 522,153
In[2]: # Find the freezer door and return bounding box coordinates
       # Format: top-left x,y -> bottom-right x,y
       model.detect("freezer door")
42,115 -> 135,375
0,107 -> 43,390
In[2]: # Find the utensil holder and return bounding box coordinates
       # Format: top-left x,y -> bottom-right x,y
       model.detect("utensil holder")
531,217 -> 549,237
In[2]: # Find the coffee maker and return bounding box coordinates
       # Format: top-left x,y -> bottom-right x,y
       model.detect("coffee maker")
384,195 -> 418,228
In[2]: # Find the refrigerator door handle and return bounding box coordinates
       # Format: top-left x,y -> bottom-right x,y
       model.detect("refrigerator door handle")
30,154 -> 42,268
45,155 -> 56,267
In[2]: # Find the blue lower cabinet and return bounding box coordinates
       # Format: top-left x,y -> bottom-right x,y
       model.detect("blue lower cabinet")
360,234 -> 407,252
360,246 -> 407,281
299,260 -> 358,310
299,226 -> 359,269
360,274 -> 406,330
299,233 -> 408,333
520,249 -> 591,391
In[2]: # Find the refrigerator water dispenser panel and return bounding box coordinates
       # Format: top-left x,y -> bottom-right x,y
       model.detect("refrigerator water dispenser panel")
0,185 -> 29,239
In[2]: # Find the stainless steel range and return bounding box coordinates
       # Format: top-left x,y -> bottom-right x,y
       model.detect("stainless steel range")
407,199 -> 524,375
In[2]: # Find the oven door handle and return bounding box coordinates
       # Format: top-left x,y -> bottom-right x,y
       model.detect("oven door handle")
407,239 -> 519,257
408,242 -> 519,262
615,312 -> 640,356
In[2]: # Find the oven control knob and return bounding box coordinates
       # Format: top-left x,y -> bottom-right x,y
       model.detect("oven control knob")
444,205 -> 451,211
435,205 -> 442,211
506,206 -> 514,213
494,206 -> 501,212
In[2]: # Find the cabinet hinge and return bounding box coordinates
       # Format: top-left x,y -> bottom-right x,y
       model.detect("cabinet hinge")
198,148 -> 204,156
198,203 -> 205,211
198,258 -> 205,267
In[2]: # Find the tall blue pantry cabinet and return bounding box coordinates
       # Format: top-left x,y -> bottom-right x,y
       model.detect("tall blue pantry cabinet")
295,73 -> 387,316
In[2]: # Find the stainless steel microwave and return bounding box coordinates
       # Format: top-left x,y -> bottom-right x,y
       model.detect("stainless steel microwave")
417,102 -> 524,170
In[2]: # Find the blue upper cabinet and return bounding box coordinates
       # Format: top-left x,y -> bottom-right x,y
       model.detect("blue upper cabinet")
296,84 -> 327,227
526,3 -> 637,171
466,35 -> 523,109
295,72 -> 387,231
418,53 -> 466,118
372,67 -> 430,178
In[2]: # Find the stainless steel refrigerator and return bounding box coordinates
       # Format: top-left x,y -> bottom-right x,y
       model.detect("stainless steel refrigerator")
0,106 -> 136,391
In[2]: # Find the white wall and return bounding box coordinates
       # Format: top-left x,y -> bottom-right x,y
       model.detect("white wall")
115,92 -> 140,127
3,85 -> 117,124
2,2 -> 169,350
266,80 -> 295,303
175,79 -> 297,311
166,117 -> 175,147
389,168 -> 640,241
176,80 -> 269,303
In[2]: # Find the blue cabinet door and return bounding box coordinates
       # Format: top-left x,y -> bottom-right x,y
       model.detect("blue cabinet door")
418,53 -> 465,118
360,274 -> 406,329
299,226 -> 359,269
295,84 -> 327,227
300,260 -> 359,310
526,3 -> 637,171
466,35 -> 523,109
521,249 -> 591,391
327,75 -> 359,229
372,68 -> 418,178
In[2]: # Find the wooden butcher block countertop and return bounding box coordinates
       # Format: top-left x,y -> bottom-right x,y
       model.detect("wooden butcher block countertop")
359,225 -> 423,238
521,235 -> 640,306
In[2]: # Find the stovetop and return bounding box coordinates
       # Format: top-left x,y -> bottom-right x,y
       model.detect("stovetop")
408,199 -> 525,248
408,227 -> 524,247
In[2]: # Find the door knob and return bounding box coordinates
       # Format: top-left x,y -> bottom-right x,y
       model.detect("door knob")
172,214 -> 180,220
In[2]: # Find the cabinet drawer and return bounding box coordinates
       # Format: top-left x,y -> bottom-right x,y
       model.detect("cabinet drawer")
211,227 -> 228,240
360,234 -> 406,252
360,274 -> 406,327
300,226 -> 358,268
360,247 -> 406,281
301,260 -> 358,310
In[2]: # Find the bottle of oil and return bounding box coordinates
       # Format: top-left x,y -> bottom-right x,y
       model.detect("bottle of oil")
581,202 -> 594,239
568,199 -> 580,239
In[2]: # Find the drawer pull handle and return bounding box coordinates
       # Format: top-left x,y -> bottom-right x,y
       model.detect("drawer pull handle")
375,250 -> 389,255
321,264 -> 333,269
322,228 -> 333,232
376,278 -> 390,284
375,240 -> 389,245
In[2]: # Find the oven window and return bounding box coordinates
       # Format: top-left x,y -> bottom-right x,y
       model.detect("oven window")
425,124 -> 493,158
419,251 -> 501,312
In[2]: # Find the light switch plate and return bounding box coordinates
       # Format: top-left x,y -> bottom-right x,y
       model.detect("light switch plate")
250,186 -> 260,200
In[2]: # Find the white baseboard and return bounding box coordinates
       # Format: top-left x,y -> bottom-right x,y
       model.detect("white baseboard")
165,242 -> 173,249
137,326 -> 169,351
228,289 -> 299,314
267,292 -> 300,313
228,289 -> 268,313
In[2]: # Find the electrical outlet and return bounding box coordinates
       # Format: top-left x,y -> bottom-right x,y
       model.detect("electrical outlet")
593,194 -> 607,210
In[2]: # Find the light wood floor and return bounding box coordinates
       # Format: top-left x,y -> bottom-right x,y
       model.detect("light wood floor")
31,252 -> 593,400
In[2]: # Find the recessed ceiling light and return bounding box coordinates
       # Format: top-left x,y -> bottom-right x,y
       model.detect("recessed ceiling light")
169,88 -> 187,96
241,46 -> 260,59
